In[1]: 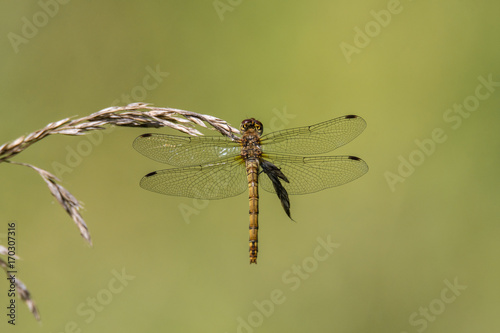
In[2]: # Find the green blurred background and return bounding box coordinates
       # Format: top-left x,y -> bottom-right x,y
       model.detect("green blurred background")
1,1 -> 499,332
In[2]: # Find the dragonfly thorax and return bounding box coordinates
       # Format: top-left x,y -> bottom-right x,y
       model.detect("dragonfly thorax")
239,130 -> 262,160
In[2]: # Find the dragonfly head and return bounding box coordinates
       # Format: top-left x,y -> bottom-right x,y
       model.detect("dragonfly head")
240,118 -> 263,135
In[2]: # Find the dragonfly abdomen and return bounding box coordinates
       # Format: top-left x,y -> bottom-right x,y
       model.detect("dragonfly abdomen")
246,158 -> 260,264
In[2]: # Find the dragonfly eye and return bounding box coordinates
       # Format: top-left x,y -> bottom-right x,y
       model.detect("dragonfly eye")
240,119 -> 249,132
254,121 -> 263,134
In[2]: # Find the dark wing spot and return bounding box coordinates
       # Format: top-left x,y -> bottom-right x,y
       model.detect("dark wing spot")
345,115 -> 358,119
140,133 -> 153,137
348,156 -> 361,161
145,171 -> 158,177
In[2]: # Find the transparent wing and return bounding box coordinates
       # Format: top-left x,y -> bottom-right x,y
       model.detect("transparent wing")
259,153 -> 368,195
260,115 -> 366,155
133,134 -> 240,167
139,156 -> 248,199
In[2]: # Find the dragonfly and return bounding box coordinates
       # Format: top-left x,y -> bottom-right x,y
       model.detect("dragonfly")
133,115 -> 368,264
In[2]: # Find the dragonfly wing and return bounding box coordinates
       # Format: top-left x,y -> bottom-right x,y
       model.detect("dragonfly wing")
140,157 -> 248,199
133,134 -> 240,167
260,115 -> 366,155
260,153 -> 368,195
